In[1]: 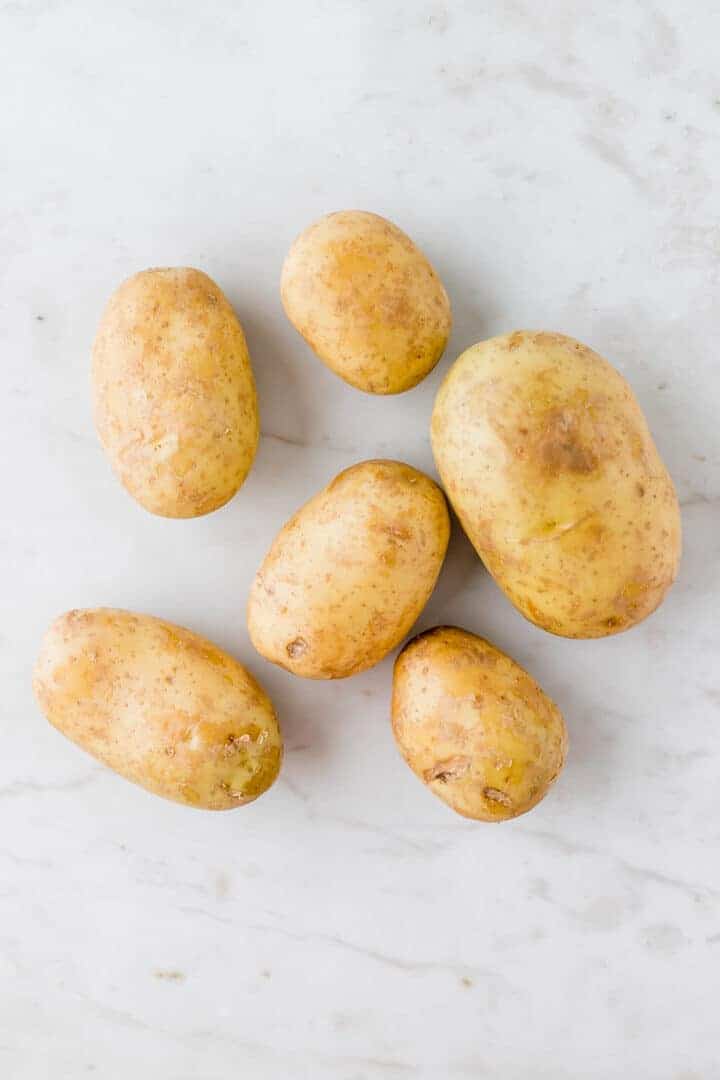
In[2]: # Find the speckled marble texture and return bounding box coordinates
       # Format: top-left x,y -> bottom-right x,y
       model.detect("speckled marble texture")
2,2 -> 718,1078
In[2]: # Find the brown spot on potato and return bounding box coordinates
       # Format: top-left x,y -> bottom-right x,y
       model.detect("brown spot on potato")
483,787 -> 513,807
536,409 -> 598,475
383,524 -> 412,542
286,637 -> 308,659
424,756 -> 471,784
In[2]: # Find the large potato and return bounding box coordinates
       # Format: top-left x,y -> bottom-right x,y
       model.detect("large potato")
392,627 -> 567,821
33,609 -> 282,810
92,267 -> 259,518
431,331 -> 681,638
281,210 -> 451,394
248,460 -> 450,678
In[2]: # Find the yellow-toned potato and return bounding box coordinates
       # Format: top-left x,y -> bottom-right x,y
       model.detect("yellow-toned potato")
281,210 -> 451,394
248,460 -> 450,678
392,627 -> 567,821
431,331 -> 681,638
33,609 -> 282,810
92,267 -> 259,518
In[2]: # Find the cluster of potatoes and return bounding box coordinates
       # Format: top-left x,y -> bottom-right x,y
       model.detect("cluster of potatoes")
33,211 -> 681,822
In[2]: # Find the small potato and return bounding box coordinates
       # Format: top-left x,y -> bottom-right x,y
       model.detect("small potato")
431,331 -> 681,637
33,609 -> 282,810
281,210 -> 451,394
248,460 -> 450,678
92,267 -> 259,518
392,627 -> 567,821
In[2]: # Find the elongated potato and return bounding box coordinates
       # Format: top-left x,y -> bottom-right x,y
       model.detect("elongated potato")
392,627 -> 567,821
92,267 -> 259,518
248,460 -> 450,678
431,331 -> 681,637
33,609 -> 282,809
281,211 -> 451,394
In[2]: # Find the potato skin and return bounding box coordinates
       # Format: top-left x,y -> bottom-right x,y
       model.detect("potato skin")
392,627 -> 567,821
92,267 -> 259,518
247,460 -> 450,678
33,609 -> 282,810
281,210 -> 451,394
431,331 -> 681,638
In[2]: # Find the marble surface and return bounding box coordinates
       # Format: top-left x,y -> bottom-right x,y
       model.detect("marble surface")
2,2 -> 719,1077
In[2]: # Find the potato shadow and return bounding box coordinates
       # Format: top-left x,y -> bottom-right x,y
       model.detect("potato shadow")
419,509 -> 486,631
268,668 -> 329,756
230,293 -> 313,450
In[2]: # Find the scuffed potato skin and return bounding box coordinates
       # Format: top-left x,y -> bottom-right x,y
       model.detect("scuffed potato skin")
33,609 -> 282,810
392,627 -> 567,822
92,267 -> 259,518
281,211 -> 452,394
247,460 -> 450,679
431,331 -> 681,638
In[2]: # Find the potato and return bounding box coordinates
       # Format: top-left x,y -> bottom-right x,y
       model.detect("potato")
248,460 -> 450,678
92,267 -> 259,518
431,331 -> 681,638
33,609 -> 282,810
392,627 -> 567,821
280,210 -> 451,394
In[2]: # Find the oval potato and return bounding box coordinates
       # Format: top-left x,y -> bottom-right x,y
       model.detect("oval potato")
431,331 -> 681,637
392,626 -> 567,821
248,460 -> 450,678
92,267 -> 259,518
33,609 -> 282,809
281,210 -> 451,394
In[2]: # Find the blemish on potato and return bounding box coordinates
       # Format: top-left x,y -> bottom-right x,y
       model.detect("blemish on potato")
424,756 -> 471,783
536,409 -> 598,476
286,637 -> 308,659
483,787 -> 513,807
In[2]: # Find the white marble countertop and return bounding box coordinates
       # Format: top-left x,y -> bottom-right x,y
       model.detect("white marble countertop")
3,2 -> 719,1077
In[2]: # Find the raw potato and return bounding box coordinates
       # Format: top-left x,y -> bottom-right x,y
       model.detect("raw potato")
392,627 -> 567,821
281,210 -> 452,394
33,609 -> 282,810
248,460 -> 450,678
431,331 -> 681,638
92,267 -> 259,518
